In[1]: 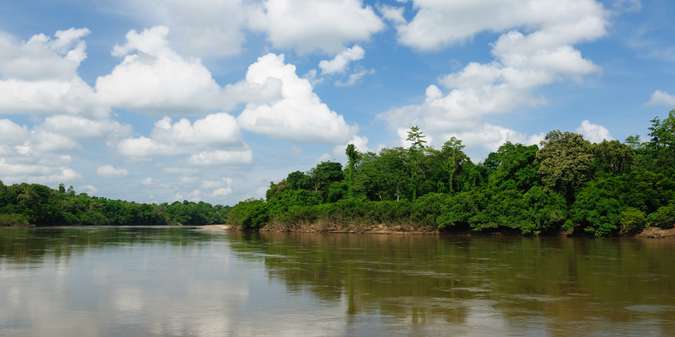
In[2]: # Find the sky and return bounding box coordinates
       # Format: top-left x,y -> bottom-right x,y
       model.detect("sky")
0,0 -> 674,205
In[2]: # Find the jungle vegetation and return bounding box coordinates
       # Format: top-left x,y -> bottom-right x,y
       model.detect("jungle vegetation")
0,182 -> 229,227
228,111 -> 675,236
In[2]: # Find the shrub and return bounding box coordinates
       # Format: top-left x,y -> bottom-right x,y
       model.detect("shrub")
413,193 -> 450,227
227,199 -> 269,230
619,207 -> 646,234
647,203 -> 675,229
0,213 -> 30,226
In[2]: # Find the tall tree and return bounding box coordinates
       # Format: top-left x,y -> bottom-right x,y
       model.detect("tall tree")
441,137 -> 465,193
406,125 -> 427,149
345,144 -> 361,199
406,126 -> 427,201
537,130 -> 593,204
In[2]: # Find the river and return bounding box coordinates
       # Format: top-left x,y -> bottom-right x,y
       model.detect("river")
0,227 -> 674,337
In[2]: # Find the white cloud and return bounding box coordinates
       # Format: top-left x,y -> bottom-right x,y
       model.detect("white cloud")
0,119 -> 29,144
0,160 -> 79,184
576,120 -> 613,143
118,137 -> 174,158
378,5 -> 406,24
201,178 -> 233,197
96,165 -> 128,177
95,26 -> 223,114
396,0 -> 606,51
249,0 -> 384,54
0,28 -> 89,81
319,45 -> 365,75
381,0 -> 607,158
238,53 -> 356,143
115,0 -> 251,58
188,149 -> 253,166
150,113 -> 241,146
118,112 -> 252,166
648,90 -> 675,107
40,115 -> 131,140
335,68 -> 374,87
0,29 -> 107,117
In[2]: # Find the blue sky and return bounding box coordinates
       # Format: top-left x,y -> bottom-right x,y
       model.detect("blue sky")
0,0 -> 673,204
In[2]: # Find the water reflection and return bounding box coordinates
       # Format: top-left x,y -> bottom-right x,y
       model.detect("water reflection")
0,228 -> 674,337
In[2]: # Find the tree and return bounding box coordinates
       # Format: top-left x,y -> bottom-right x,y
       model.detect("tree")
441,137 -> 465,193
592,140 -> 634,175
646,110 -> 675,168
354,149 -> 408,201
345,144 -> 361,199
310,161 -> 344,201
406,125 -> 427,149
537,130 -> 594,204
406,126 -> 427,201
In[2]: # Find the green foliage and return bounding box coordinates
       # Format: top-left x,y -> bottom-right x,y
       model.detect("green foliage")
0,182 -> 227,227
647,203 -> 675,229
538,131 -> 594,203
227,199 -> 269,230
0,213 -> 30,226
571,180 -> 623,237
620,207 -> 646,234
230,113 -> 674,237
522,186 -> 567,234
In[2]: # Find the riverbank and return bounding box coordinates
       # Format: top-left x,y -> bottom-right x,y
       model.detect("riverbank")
635,226 -> 675,239
260,222 -> 437,234
214,222 -> 675,238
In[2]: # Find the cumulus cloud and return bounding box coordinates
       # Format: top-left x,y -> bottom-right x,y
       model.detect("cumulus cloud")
576,120 -> 613,143
378,5 -> 406,24
0,119 -> 29,144
396,0 -> 606,51
95,26 -> 223,114
115,0 -> 251,58
39,115 -> 131,141
648,90 -> 675,107
96,165 -> 128,177
188,149 -> 253,166
0,118 -> 82,184
319,45 -> 365,75
238,53 -> 356,143
0,161 -> 79,184
249,0 -> 383,54
381,0 -> 607,158
112,0 -> 384,57
118,113 -> 252,165
0,28 -> 106,117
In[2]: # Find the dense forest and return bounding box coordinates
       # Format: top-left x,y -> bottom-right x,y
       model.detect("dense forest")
0,183 -> 229,227
228,111 -> 675,236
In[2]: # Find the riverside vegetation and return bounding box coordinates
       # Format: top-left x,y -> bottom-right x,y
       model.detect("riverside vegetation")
0,183 -> 229,227
1,111 -> 674,236
228,111 -> 675,237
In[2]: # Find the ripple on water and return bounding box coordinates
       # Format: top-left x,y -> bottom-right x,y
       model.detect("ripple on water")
625,304 -> 675,314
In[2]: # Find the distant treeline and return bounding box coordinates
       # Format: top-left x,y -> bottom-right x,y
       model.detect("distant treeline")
0,183 -> 229,227
228,111 -> 675,236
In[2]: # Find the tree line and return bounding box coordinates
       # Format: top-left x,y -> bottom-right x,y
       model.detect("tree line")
0,183 -> 229,227
228,111 -> 675,236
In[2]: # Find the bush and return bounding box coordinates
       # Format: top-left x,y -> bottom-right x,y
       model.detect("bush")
227,199 -> 269,230
0,213 -> 30,226
413,193 -> 450,227
648,203 -> 675,229
571,180 -> 623,237
619,207 -> 646,234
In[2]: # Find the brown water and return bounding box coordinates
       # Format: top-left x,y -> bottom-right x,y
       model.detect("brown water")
0,227 -> 674,337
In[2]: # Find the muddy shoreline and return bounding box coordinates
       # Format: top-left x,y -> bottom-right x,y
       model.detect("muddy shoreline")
204,223 -> 675,238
